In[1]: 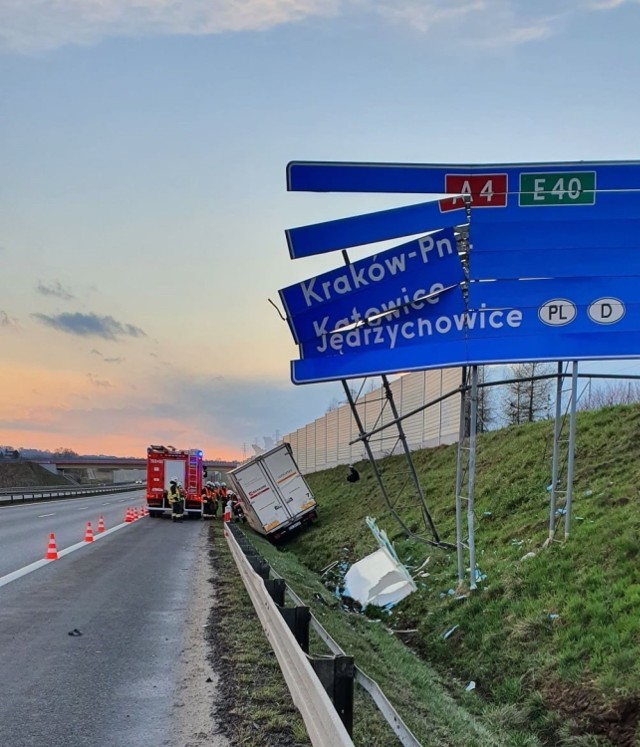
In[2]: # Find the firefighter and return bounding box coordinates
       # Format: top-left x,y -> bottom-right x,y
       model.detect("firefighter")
202,481 -> 217,518
230,491 -> 246,523
219,481 -> 228,505
167,478 -> 185,522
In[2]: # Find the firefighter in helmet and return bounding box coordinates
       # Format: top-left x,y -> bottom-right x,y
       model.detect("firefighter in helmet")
168,478 -> 185,521
202,480 -> 217,518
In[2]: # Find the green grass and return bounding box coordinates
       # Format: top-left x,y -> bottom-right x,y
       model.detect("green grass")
246,404 -> 640,746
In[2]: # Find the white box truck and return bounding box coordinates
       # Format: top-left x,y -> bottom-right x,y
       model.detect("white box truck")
228,442 -> 317,540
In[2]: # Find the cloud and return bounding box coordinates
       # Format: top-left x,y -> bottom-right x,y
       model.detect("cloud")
0,311 -> 19,328
32,311 -> 146,340
0,0 -> 338,53
91,349 -> 124,363
36,280 -> 75,301
86,373 -> 112,388
0,0 -> 628,53
155,371 -> 338,445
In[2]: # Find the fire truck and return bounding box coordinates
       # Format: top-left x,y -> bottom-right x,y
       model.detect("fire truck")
146,444 -> 204,518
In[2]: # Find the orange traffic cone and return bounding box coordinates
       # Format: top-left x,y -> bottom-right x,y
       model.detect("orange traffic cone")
134,507 -> 140,520
45,533 -> 59,560
84,521 -> 94,543
97,515 -> 105,533
125,508 -> 133,523
223,504 -> 231,523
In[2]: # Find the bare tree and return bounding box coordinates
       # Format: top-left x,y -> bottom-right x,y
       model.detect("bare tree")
476,367 -> 495,432
578,380 -> 640,411
502,362 -> 553,425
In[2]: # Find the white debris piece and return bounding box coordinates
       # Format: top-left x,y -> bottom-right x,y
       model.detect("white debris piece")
344,546 -> 417,608
343,518 -> 417,609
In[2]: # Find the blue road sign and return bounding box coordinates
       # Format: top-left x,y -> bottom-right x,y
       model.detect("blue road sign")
297,283 -> 467,359
470,247 -> 640,281
284,158 -> 640,384
290,328 -> 640,384
291,339 -> 469,383
285,199 -> 463,259
288,275 -> 640,383
467,276 -> 640,317
469,219 -> 640,251
279,228 -> 465,345
287,159 -> 640,194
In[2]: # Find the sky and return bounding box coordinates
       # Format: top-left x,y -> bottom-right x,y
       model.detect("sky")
1,0 -> 640,459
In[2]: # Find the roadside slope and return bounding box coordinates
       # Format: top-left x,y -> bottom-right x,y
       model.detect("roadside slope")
267,403 -> 640,746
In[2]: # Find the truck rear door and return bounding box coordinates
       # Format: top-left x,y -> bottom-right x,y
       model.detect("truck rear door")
233,461 -> 289,534
262,446 -> 316,517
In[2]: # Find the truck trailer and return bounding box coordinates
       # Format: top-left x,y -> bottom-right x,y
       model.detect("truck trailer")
146,444 -> 204,518
228,442 -> 317,541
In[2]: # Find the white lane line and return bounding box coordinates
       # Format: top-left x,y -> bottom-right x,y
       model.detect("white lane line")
2,492 -> 143,510
38,513 -> 56,518
102,502 -> 111,506
0,520 -> 139,589
78,506 -> 90,510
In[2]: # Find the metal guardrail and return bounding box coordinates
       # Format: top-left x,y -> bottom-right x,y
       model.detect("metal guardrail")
0,483 -> 143,505
225,524 -> 355,747
274,569 -> 422,747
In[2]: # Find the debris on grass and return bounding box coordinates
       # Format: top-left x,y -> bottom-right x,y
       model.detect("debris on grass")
442,624 -> 459,640
465,681 -> 477,692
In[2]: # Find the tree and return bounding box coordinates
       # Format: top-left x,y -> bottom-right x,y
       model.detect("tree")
54,447 -> 79,457
578,380 -> 640,411
463,367 -> 494,434
476,367 -> 494,433
502,362 -> 553,425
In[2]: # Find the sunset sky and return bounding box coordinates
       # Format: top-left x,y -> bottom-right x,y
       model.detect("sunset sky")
2,0 -> 640,459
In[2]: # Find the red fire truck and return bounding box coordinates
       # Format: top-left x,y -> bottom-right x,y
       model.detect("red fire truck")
146,444 -> 204,518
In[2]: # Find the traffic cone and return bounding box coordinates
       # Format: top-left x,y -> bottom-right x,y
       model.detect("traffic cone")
97,515 -> 105,533
84,521 -> 94,543
223,504 -> 231,523
45,533 -> 59,560
133,507 -> 139,520
125,508 -> 133,523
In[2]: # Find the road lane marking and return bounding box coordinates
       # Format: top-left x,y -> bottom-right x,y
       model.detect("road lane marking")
38,513 -> 55,518
0,519 -> 139,590
102,502 -> 111,506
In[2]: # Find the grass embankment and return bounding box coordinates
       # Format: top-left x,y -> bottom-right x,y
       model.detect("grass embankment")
0,460 -> 72,488
248,404 -> 640,746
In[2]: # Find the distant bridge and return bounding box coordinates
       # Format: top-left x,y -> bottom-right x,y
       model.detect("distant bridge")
32,457 -> 239,471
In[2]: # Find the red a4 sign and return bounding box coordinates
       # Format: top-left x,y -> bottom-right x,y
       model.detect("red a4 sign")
439,173 -> 508,212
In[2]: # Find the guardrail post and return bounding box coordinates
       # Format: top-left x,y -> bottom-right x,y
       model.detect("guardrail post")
265,578 -> 286,606
310,655 -> 354,735
279,605 -> 311,653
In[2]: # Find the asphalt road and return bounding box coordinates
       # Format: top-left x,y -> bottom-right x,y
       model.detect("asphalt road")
0,514 -> 226,747
0,489 -> 147,576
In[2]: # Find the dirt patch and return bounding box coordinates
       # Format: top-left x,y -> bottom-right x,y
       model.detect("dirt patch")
542,679 -> 639,746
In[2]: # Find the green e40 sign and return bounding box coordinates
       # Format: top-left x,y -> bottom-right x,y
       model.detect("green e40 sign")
519,171 -> 596,206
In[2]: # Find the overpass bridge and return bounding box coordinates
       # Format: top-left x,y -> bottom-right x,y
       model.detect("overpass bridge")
32,457 -> 240,483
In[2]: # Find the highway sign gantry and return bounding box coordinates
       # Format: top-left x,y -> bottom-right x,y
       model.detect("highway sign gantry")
282,157 -> 640,385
